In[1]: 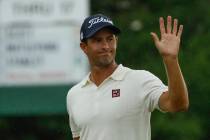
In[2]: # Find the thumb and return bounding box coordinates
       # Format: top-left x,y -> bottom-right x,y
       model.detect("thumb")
150,32 -> 159,44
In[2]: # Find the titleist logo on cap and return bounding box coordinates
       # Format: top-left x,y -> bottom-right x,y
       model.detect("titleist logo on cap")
88,17 -> 113,28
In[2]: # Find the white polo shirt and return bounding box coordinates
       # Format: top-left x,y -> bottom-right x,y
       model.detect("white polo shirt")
66,64 -> 168,140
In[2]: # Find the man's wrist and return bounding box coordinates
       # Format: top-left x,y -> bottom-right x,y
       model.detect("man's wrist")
162,56 -> 179,64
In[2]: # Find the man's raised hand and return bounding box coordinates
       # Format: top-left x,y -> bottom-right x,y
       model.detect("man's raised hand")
150,16 -> 183,59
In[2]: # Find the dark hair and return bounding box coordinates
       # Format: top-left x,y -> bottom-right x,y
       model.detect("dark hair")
81,39 -> 88,44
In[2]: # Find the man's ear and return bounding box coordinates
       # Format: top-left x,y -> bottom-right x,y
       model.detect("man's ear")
115,36 -> 118,43
80,42 -> 88,54
115,36 -> 118,48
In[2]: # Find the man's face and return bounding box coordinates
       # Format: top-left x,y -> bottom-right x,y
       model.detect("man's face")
80,28 -> 118,68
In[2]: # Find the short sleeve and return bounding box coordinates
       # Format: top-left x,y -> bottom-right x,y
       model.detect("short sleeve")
142,71 -> 168,112
67,94 -> 80,138
69,111 -> 80,138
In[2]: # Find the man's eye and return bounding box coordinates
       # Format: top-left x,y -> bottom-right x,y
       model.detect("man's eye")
93,38 -> 101,42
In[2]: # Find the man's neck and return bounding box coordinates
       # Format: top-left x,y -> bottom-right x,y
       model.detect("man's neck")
90,62 -> 118,86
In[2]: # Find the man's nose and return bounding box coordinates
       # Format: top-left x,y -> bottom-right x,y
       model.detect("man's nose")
101,40 -> 109,49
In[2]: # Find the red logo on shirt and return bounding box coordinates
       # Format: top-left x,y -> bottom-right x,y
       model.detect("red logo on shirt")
112,89 -> 120,98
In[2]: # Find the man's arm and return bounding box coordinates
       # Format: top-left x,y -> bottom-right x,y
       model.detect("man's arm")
159,57 -> 189,112
150,16 -> 189,112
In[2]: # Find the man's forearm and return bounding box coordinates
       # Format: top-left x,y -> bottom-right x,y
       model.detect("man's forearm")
163,57 -> 189,111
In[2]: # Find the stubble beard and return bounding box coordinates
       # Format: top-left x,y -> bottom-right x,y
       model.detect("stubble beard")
97,57 -> 113,67
94,53 -> 116,68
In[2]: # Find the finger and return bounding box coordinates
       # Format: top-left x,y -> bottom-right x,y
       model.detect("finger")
159,17 -> 166,37
173,19 -> 178,35
177,25 -> 183,38
150,32 -> 160,45
167,16 -> 172,33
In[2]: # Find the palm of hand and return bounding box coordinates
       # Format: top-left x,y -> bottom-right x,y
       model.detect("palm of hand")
151,16 -> 183,59
158,33 -> 180,58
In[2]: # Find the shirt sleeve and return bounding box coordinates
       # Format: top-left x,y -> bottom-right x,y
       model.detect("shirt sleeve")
142,71 -> 168,112
66,93 -> 80,138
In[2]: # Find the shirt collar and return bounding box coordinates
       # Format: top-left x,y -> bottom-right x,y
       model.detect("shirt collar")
80,64 -> 128,88
80,72 -> 91,88
110,64 -> 128,81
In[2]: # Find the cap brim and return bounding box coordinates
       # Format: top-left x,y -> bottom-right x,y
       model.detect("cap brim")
86,24 -> 121,39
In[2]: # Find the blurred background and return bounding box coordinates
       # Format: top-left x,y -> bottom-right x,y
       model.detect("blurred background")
0,0 -> 210,140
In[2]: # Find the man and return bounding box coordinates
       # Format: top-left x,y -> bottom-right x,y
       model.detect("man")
66,14 -> 189,140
